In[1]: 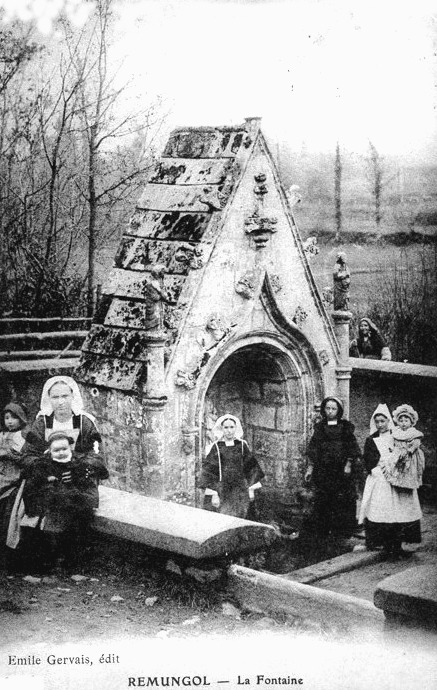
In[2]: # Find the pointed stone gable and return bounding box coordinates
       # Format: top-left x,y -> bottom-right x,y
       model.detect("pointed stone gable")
77,123 -> 257,391
76,118 -> 347,509
77,118 -> 336,394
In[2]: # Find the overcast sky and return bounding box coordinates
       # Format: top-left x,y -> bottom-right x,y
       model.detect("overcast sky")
2,0 -> 437,162
110,0 -> 437,162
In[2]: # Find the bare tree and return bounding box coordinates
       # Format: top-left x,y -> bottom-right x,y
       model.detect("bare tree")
61,0 -> 160,315
366,141 -> 384,231
0,23 -> 38,96
0,4 -> 163,317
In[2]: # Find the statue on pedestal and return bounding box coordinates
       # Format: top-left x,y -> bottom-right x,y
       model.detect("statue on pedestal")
143,264 -> 167,330
333,253 -> 350,311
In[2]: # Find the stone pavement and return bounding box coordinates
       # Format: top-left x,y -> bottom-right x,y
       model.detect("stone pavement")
309,505 -> 437,603
230,504 -> 437,638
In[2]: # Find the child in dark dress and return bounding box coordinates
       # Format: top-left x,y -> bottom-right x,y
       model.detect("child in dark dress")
23,430 -> 108,569
199,414 -> 264,519
305,396 -> 362,538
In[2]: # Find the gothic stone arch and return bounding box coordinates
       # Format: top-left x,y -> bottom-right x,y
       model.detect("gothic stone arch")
191,330 -> 324,522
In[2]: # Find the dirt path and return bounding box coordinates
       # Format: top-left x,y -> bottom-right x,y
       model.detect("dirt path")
0,535 -> 294,648
2,507 -> 436,648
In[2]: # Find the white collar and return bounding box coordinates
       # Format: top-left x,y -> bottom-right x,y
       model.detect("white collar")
327,420 -> 338,426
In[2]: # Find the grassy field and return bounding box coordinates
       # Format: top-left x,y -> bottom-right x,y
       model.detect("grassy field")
309,241 -> 430,315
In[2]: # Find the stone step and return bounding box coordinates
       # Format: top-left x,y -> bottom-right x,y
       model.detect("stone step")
283,549 -> 385,584
228,564 -> 384,639
374,562 -> 437,629
95,486 -> 276,559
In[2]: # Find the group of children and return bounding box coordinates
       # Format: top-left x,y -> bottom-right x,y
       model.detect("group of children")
359,402 -> 425,557
0,386 -> 427,572
305,397 -> 426,558
0,385 -> 107,573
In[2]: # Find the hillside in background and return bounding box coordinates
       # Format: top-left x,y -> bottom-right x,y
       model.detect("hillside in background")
275,143 -> 437,241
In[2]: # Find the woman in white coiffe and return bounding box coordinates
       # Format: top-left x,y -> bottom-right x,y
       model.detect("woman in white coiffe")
360,403 -> 422,558
199,414 -> 264,519
7,376 -> 107,549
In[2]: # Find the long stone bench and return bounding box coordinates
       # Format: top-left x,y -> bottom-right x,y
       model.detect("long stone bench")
94,486 -> 276,559
374,563 -> 437,630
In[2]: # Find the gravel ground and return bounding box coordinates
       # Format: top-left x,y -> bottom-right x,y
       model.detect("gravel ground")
2,506 -> 435,648
0,534 -> 304,648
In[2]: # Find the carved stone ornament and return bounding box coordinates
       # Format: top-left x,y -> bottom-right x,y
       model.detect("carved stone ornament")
175,369 -> 196,390
293,306 -> 308,326
205,313 -> 229,342
189,247 -> 204,269
175,246 -> 204,271
269,273 -> 283,293
244,211 -> 278,249
181,426 -> 197,455
163,303 -> 186,333
197,313 -> 231,351
199,187 -> 224,212
322,286 -> 334,306
333,252 -> 351,311
303,236 -> 319,257
235,270 -> 259,299
318,349 -> 330,366
253,173 -> 268,202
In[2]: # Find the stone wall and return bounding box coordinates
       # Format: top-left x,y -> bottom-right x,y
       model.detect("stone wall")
350,360 -> 437,494
80,386 -> 145,493
2,357 -> 436,507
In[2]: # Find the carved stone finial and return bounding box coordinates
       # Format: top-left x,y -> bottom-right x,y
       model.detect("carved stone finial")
333,252 -> 351,311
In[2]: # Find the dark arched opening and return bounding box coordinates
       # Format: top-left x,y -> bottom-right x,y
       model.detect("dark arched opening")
202,342 -> 307,524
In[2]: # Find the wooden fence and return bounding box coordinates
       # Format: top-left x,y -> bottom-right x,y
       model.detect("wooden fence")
0,317 -> 91,361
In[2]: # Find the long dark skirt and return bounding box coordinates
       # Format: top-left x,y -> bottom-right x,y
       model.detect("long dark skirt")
365,518 -> 421,550
0,488 -> 19,547
310,489 -> 357,538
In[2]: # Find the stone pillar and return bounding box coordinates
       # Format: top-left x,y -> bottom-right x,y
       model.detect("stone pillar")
332,310 -> 352,418
141,331 -> 168,498
144,333 -> 166,400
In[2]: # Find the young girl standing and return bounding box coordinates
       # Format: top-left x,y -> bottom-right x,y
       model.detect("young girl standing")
0,403 -> 28,556
360,403 -> 423,557
305,397 -> 361,538
199,414 -> 264,519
